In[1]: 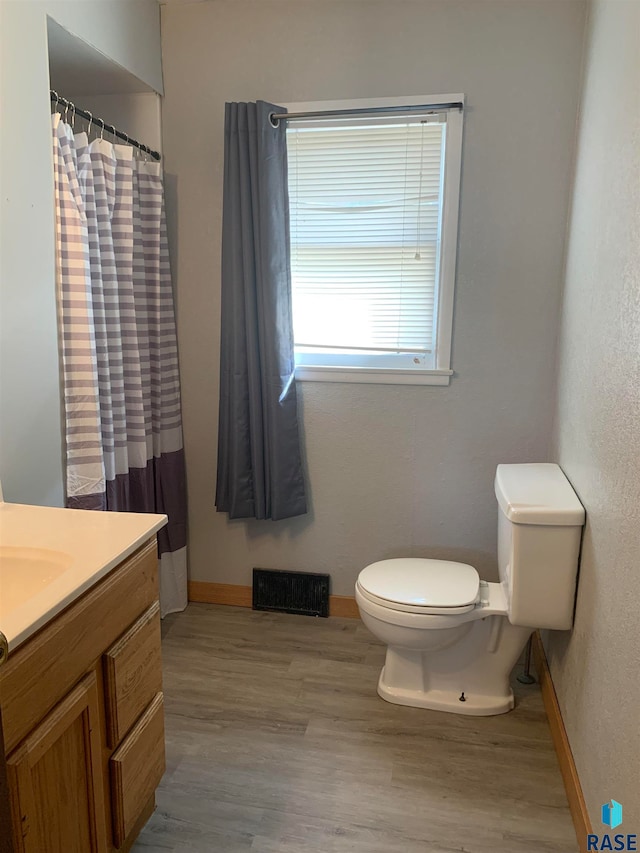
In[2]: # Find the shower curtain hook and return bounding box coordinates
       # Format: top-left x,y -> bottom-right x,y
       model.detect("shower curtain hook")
86,111 -> 93,137
63,99 -> 70,123
52,90 -> 59,111
70,103 -> 76,130
99,118 -> 105,140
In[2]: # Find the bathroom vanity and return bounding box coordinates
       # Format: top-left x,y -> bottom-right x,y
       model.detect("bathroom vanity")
0,501 -> 167,852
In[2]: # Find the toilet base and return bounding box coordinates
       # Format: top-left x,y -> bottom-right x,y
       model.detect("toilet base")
377,665 -> 515,716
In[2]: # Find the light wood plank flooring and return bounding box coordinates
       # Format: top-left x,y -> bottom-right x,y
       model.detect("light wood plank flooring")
133,604 -> 577,853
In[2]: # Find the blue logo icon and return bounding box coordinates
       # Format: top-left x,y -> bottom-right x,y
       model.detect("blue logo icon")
602,800 -> 624,830
588,799 -> 635,851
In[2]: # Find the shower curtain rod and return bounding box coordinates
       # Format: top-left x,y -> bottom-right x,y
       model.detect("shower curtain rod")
269,101 -> 464,126
50,90 -> 161,161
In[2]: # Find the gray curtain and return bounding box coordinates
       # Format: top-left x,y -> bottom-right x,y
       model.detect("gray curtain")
216,101 -> 307,521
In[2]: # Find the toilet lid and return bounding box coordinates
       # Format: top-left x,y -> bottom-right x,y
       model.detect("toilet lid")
357,558 -> 480,609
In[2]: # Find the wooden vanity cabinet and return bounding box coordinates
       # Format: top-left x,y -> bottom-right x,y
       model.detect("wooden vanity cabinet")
0,708 -> 16,853
0,538 -> 165,853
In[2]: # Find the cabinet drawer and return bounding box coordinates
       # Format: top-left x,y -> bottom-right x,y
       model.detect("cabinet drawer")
110,692 -> 165,848
103,602 -> 162,748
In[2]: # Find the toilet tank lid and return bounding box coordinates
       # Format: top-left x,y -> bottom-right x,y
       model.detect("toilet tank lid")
495,463 -> 585,526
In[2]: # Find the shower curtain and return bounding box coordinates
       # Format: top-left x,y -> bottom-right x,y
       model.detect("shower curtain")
51,112 -> 187,616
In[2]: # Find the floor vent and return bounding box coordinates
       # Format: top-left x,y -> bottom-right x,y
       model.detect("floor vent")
252,568 -> 330,618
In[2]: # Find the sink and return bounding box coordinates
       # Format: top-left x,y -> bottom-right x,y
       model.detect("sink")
0,547 -> 73,614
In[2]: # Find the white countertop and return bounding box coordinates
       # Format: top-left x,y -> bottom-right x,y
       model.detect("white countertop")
0,502 -> 167,652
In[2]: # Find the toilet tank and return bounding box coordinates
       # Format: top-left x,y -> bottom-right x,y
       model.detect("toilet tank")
495,464 -> 585,630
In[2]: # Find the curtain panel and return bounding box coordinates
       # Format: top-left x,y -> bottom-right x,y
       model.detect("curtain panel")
216,101 -> 307,521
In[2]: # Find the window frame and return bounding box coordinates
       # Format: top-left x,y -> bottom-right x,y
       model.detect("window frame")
285,94 -> 464,386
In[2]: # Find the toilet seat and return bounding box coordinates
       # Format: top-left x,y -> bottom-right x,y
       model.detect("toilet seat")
357,558 -> 480,615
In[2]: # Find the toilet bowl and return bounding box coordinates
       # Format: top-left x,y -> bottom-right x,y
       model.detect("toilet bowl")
356,559 -> 530,715
356,464 -> 585,716
357,558 -> 481,651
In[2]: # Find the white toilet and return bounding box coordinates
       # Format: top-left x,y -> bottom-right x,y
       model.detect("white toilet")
355,463 -> 585,716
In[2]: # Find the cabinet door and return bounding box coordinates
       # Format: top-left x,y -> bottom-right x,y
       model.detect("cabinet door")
6,672 -> 107,853
0,705 -> 16,853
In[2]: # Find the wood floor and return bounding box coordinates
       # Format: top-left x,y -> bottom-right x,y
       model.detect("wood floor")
132,604 -> 577,853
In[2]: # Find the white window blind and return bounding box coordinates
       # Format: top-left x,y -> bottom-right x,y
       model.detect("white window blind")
287,116 -> 447,369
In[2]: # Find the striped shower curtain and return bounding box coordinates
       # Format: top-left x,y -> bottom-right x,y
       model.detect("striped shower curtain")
51,113 -> 187,616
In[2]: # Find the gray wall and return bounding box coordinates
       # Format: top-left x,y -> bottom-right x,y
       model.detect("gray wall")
548,0 -> 640,828
0,0 -> 162,506
160,0 -> 586,596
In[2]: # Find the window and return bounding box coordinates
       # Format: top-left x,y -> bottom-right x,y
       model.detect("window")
286,96 -> 463,385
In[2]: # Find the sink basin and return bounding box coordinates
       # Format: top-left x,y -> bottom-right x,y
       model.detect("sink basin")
0,546 -> 73,613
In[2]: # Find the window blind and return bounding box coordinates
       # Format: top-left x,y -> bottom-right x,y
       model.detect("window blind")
287,118 -> 446,358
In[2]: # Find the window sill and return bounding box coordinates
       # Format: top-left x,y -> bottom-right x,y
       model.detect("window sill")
294,366 -> 453,386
